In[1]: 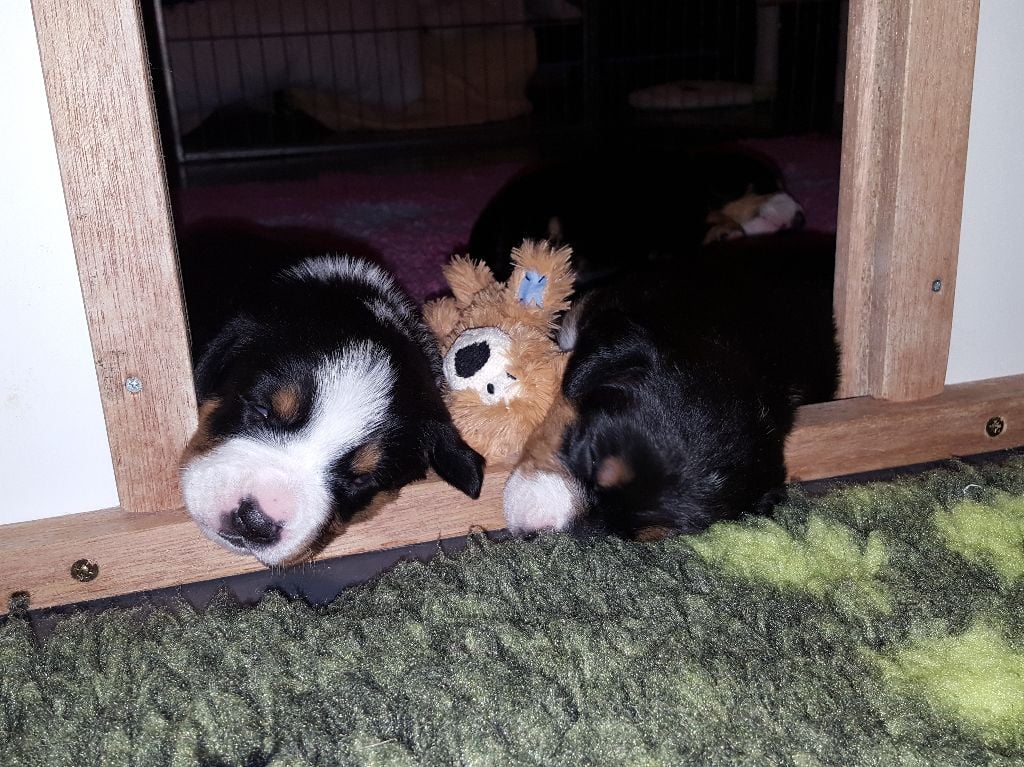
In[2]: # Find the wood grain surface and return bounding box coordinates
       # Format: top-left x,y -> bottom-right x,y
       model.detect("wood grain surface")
31,0 -> 197,512
5,376 -> 1022,614
834,0 -> 981,401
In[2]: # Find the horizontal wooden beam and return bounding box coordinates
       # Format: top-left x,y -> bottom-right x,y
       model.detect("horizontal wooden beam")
786,374 -> 1023,481
1,464 -> 509,616
3,374 -> 1022,615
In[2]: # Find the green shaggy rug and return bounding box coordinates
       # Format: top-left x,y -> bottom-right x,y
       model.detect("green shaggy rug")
4,458 -> 1024,767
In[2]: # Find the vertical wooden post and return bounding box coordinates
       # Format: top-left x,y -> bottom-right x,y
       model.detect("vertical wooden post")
834,0 -> 980,401
32,0 -> 196,512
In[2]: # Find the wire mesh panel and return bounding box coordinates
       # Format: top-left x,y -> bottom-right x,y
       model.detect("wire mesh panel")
150,0 -> 844,163
601,0 -> 843,139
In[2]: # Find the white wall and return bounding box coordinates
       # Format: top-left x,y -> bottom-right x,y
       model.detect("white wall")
0,2 -> 119,523
947,0 -> 1024,384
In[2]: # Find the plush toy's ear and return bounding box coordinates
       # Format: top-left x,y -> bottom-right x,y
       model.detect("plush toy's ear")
507,239 -> 575,322
444,255 -> 498,307
423,297 -> 462,347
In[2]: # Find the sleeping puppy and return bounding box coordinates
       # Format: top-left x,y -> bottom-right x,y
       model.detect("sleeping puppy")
504,232 -> 839,538
468,144 -> 804,285
178,225 -> 484,567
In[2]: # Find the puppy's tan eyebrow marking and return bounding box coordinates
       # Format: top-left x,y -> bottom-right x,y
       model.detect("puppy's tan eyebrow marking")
595,455 -> 636,488
351,440 -> 382,475
271,385 -> 301,422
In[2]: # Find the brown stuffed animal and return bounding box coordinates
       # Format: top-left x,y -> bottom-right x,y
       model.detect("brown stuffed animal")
424,240 -> 575,464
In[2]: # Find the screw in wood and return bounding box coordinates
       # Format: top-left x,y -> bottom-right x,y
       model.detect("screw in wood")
124,377 -> 143,394
985,416 -> 1005,438
70,559 -> 99,582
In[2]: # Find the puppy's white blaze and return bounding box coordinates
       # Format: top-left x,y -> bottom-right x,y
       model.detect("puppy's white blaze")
741,193 -> 804,235
503,468 -> 582,535
181,342 -> 394,565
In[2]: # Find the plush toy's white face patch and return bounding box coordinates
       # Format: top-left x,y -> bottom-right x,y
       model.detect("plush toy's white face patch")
443,327 -> 520,405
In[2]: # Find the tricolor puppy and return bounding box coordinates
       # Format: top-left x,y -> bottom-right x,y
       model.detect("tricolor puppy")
504,233 -> 839,538
180,255 -> 484,566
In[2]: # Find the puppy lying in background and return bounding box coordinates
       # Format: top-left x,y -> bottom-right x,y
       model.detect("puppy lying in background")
703,187 -> 806,243
468,144 -> 805,285
504,232 -> 839,538
177,220 -> 484,566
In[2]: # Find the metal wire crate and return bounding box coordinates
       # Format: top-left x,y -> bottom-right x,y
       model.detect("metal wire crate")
148,0 -> 845,165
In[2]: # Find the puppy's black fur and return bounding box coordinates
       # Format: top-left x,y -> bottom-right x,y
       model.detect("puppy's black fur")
558,232 -> 839,536
178,218 -> 381,362
468,145 -> 787,284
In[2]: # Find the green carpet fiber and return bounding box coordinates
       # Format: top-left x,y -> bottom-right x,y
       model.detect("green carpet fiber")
4,458 -> 1024,767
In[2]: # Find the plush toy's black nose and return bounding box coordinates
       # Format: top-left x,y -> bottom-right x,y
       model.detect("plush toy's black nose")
224,497 -> 281,546
454,341 -> 490,378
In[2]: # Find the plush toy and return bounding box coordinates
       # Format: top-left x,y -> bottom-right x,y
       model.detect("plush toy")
424,240 -> 575,464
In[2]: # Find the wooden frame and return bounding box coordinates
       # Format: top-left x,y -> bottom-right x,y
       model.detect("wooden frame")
4,373 -> 1022,612
3,0 -> 1017,615
834,0 -> 981,401
31,0 -> 196,514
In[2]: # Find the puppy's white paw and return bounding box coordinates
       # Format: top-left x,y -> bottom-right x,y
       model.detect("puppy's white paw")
503,468 -> 581,535
742,192 -> 804,235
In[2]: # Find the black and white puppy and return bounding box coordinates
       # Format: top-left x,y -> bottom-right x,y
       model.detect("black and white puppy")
504,232 -> 839,537
180,244 -> 484,567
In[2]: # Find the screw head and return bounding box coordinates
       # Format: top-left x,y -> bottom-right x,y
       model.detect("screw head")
985,416 -> 1005,438
124,377 -> 143,394
70,559 -> 99,582
931,279 -> 943,293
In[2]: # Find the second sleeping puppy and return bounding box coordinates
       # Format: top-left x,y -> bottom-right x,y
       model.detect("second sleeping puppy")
504,232 -> 839,537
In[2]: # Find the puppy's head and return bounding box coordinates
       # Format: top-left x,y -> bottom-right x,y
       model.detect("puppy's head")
181,259 -> 483,566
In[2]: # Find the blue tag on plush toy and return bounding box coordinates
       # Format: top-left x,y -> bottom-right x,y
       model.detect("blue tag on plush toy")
518,271 -> 547,306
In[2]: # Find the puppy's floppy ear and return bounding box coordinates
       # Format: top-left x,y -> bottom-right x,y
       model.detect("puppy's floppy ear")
564,341 -> 656,404
192,314 -> 257,401
429,419 -> 485,498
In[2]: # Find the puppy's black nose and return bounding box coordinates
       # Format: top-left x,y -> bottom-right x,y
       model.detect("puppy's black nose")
454,341 -> 490,378
228,497 -> 281,545
792,210 -> 806,230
